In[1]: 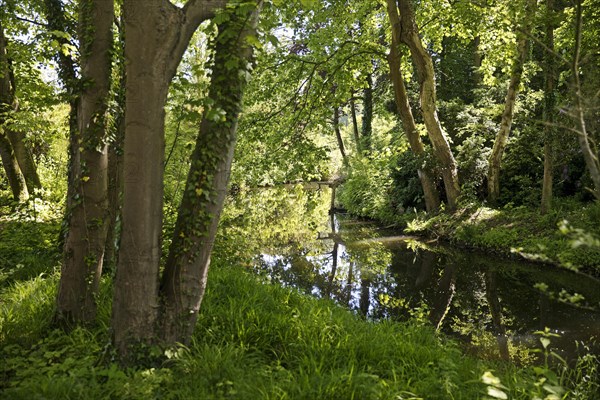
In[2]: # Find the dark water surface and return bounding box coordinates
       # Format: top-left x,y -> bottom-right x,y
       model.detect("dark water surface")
237,188 -> 600,363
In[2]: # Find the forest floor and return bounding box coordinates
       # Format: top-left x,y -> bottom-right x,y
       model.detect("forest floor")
1,199 -> 599,399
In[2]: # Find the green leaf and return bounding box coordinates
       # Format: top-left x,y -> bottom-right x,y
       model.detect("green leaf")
540,337 -> 551,349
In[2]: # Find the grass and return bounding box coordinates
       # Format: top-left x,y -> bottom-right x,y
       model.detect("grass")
1,202 -> 599,399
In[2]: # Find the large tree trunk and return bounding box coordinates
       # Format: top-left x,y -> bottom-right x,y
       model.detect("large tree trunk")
55,0 -> 114,326
112,0 -> 227,355
159,2 -> 262,346
487,0 -> 536,204
572,0 -> 600,199
386,0 -> 440,212
541,0 -> 556,214
104,15 -> 126,273
0,21 -> 28,202
396,0 -> 460,210
333,107 -> 348,167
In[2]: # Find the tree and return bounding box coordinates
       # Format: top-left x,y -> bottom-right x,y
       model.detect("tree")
541,0 -> 556,214
55,0 -> 114,325
158,2 -> 262,345
570,0 -> 600,200
385,0 -> 440,212
111,0 -> 235,355
395,0 -> 460,210
0,9 -> 42,200
0,17 -> 28,202
487,0 -> 536,204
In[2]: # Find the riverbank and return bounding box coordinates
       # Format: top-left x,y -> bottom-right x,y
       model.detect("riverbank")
1,217 -> 598,399
339,191 -> 600,277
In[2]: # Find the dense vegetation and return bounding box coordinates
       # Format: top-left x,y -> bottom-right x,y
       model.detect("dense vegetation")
0,0 -> 599,398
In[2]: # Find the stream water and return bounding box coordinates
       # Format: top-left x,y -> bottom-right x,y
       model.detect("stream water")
222,186 -> 600,363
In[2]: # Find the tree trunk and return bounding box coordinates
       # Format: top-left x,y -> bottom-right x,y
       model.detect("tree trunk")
112,0 -> 227,354
572,0 -> 600,200
43,0 -> 82,248
333,107 -> 348,167
541,0 -> 555,215
349,94 -> 361,154
0,133 -> 28,201
386,0 -> 440,212
159,2 -> 262,346
0,21 -> 28,202
396,0 -> 460,210
104,16 -> 126,273
361,73 -> 373,153
55,0 -> 114,326
487,0 -> 536,204
6,128 -> 41,194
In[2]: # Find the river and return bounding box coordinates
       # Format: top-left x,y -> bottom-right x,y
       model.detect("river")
217,186 -> 600,364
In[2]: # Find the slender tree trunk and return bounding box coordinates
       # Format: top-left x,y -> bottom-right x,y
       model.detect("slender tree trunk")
361,73 -> 373,153
158,3 -> 262,346
333,107 -> 348,167
0,21 -> 28,202
386,0 -> 440,212
349,94 -> 361,154
55,0 -> 114,326
541,0 -> 556,214
572,0 -> 600,199
43,0 -> 82,246
396,0 -> 460,210
6,128 -> 41,194
473,36 -> 483,89
0,133 -> 28,201
487,0 -> 536,204
112,0 -> 227,354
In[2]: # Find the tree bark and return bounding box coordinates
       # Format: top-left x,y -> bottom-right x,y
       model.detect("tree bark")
104,15 -> 126,273
112,0 -> 227,353
487,0 -> 536,204
333,107 -> 348,167
158,2 -> 262,346
572,0 -> 600,199
0,21 -> 28,202
386,0 -> 440,212
541,0 -> 555,214
349,94 -> 361,154
6,128 -> 41,194
0,133 -> 28,201
396,0 -> 460,210
361,73 -> 373,153
55,0 -> 114,326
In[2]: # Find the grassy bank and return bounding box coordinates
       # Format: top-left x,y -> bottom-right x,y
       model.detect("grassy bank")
1,215 -> 598,399
339,178 -> 600,277
402,200 -> 600,277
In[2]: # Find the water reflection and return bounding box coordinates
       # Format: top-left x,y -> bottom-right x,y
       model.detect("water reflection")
222,187 -> 600,363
